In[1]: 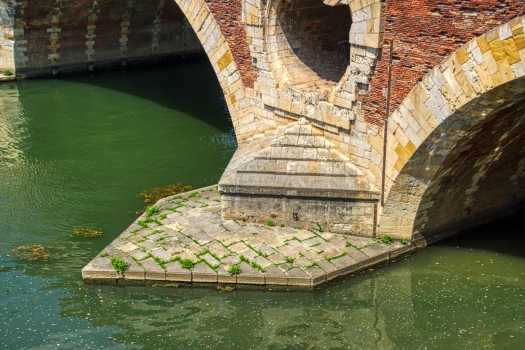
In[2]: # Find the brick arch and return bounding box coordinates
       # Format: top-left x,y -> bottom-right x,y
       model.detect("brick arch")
377,16 -> 525,242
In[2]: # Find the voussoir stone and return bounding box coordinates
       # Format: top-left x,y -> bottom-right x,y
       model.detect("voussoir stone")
192,262 -> 218,283
141,258 -> 165,280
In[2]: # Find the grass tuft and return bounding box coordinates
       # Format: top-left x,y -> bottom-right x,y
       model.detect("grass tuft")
110,257 -> 129,272
381,235 -> 393,244
228,264 -> 241,275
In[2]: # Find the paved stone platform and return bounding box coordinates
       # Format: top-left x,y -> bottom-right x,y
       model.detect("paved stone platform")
82,185 -> 417,287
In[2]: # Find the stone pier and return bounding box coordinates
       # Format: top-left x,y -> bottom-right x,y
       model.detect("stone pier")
82,185 -> 416,287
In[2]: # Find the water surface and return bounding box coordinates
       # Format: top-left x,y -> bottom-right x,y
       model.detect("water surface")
0,60 -> 524,349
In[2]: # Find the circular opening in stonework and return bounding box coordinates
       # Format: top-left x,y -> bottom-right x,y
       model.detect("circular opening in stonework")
277,0 -> 351,87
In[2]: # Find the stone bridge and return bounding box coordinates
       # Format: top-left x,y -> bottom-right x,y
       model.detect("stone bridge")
1,0 -> 524,245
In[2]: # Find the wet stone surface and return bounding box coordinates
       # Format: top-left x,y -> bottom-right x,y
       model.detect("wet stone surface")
82,185 -> 415,287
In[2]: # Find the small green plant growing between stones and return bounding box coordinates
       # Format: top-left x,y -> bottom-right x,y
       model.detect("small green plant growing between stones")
251,261 -> 265,272
305,261 -> 318,269
188,192 -> 196,198
99,251 -> 108,257
146,205 -> 161,216
400,238 -> 408,245
181,259 -> 194,269
239,255 -> 250,263
3,69 -> 12,76
228,264 -> 241,275
242,217 -> 246,222
285,256 -> 294,263
110,257 -> 129,272
266,221 -> 276,226
280,224 -> 285,227
381,235 -> 393,244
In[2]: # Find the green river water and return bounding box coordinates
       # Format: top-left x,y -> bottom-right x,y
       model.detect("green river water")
0,59 -> 524,350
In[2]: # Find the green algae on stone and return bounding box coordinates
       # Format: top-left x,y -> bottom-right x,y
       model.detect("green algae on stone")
136,182 -> 193,215
12,245 -> 50,260
73,228 -> 103,237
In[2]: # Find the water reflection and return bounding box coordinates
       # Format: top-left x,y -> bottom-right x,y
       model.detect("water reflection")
0,83 -> 24,166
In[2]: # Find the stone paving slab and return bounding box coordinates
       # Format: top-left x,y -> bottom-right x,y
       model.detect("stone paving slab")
82,184 -> 418,287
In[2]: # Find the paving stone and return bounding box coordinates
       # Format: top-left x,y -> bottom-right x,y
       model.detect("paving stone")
163,241 -> 185,254
275,245 -> 301,259
139,240 -> 158,251
343,246 -> 368,262
257,244 -> 275,256
278,263 -> 292,272
203,205 -> 221,213
148,233 -> 165,242
217,265 -> 236,283
188,243 -> 205,255
204,241 -> 230,258
286,239 -> 311,253
203,223 -> 226,236
270,227 -> 299,238
237,262 -> 265,284
220,255 -> 241,266
253,256 -> 271,267
320,232 -> 335,240
179,251 -> 198,262
346,235 -> 376,248
128,249 -> 148,261
141,258 -> 165,280
360,244 -> 390,258
165,261 -> 192,282
127,235 -> 142,244
223,220 -> 243,232
166,212 -> 184,220
245,236 -> 264,248
118,242 -> 138,253
330,255 -> 358,277
136,228 -> 155,236
145,222 -> 158,229
321,249 -> 342,259
176,206 -> 195,213
294,230 -> 316,241
294,256 -> 313,268
286,268 -> 311,286
311,241 -> 337,252
150,248 -> 172,262
228,242 -> 249,253
192,262 -> 217,283
303,236 -> 325,247
317,260 -> 337,275
182,227 -> 212,245
238,248 -> 258,260
301,250 -> 323,261
328,235 -> 347,248
201,253 -> 220,267
256,231 -> 284,247
267,252 -> 287,264
304,266 -> 326,285
264,265 -> 288,285
162,202 -> 182,209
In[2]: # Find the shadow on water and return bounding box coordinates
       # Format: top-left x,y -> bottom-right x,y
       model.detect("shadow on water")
439,205 -> 525,259
16,57 -> 233,133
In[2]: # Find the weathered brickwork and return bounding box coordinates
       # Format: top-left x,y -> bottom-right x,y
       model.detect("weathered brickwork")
363,0 -> 525,126
5,0 -> 204,76
204,0 -> 257,88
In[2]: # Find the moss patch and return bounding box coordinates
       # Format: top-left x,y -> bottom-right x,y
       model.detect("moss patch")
136,182 -> 193,215
12,245 -> 50,260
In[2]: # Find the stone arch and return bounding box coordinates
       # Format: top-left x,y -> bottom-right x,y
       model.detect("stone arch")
263,0 -> 385,93
377,15 -> 525,244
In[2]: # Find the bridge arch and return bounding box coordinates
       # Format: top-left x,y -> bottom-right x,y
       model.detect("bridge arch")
377,16 -> 525,244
